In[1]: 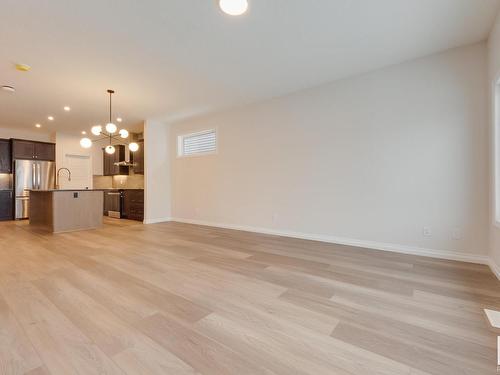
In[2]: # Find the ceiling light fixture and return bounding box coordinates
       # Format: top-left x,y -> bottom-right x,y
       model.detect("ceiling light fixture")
64,106 -> 71,111
105,145 -> 116,154
116,117 -> 122,123
128,142 -> 139,152
91,125 -> 102,136
1,85 -> 15,93
47,116 -> 54,121
35,124 -> 41,128
105,122 -> 117,134
81,131 -> 87,135
80,89 -> 139,154
219,0 -> 248,16
80,138 -> 92,148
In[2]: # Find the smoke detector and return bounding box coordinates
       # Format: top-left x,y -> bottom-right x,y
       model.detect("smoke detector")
1,85 -> 15,93
15,63 -> 31,72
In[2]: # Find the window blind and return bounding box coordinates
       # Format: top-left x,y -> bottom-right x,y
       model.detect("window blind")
179,129 -> 216,156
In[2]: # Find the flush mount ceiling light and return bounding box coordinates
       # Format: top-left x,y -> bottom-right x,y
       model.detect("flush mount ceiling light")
80,89 -> 139,154
64,106 -> 71,111
219,0 -> 248,15
1,85 -> 15,93
47,116 -> 54,121
35,124 -> 41,128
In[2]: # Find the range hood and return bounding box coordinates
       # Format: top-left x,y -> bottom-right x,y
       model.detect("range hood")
113,161 -> 137,167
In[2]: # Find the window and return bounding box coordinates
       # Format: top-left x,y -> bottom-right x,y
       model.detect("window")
177,129 -> 217,157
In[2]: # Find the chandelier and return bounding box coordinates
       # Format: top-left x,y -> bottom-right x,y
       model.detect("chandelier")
80,89 -> 139,154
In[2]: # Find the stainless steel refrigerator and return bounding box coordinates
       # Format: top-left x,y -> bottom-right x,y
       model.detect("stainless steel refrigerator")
15,160 -> 55,219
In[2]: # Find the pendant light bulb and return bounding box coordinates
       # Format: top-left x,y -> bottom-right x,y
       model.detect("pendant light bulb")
106,123 -> 117,134
105,145 -> 116,154
80,138 -> 92,149
119,129 -> 129,139
128,142 -> 139,152
91,125 -> 102,136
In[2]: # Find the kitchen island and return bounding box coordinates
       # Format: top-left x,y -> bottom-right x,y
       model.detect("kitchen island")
29,189 -> 103,233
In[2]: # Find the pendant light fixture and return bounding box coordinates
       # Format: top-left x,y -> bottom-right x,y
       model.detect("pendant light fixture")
80,89 -> 139,154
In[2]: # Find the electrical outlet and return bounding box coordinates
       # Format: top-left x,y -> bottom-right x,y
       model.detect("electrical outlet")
451,227 -> 462,240
422,227 -> 432,237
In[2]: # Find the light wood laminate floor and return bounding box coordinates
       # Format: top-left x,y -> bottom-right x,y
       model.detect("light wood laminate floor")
0,218 -> 499,375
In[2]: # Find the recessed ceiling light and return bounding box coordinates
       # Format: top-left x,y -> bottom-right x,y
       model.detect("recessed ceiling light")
64,106 -> 71,111
219,0 -> 248,16
35,124 -> 41,128
81,131 -> 87,135
1,85 -> 15,93
15,63 -> 31,72
47,116 -> 54,121
116,117 -> 122,123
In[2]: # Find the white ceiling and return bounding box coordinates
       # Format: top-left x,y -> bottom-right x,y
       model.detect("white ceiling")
0,0 -> 499,134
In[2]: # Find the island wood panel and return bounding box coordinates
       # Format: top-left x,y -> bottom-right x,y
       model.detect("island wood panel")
29,190 -> 103,233
52,191 -> 103,233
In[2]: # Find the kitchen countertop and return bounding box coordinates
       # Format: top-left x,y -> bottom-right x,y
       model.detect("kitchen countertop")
29,188 -> 144,192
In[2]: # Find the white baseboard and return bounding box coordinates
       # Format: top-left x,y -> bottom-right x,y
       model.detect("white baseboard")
171,217 -> 492,267
143,217 -> 172,225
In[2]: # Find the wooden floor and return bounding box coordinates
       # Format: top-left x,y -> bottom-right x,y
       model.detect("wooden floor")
0,218 -> 499,375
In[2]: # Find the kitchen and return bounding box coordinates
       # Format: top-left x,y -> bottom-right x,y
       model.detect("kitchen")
0,102 -> 145,232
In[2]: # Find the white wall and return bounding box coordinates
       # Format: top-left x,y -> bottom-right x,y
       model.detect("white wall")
54,132 -> 92,189
488,13 -> 500,277
0,127 -> 52,142
144,120 -> 171,223
170,43 -> 489,261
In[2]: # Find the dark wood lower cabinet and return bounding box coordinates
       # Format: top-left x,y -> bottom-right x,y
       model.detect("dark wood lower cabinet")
123,190 -> 144,221
0,190 -> 13,221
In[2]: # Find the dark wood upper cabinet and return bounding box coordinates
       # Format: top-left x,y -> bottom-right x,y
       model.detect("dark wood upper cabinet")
12,140 -> 55,161
12,140 -> 35,160
34,142 -> 55,161
0,190 -> 13,221
0,139 -> 11,173
103,145 -> 128,176
131,141 -> 144,174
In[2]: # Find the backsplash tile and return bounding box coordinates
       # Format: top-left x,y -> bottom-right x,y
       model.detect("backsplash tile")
112,175 -> 144,189
93,174 -> 144,189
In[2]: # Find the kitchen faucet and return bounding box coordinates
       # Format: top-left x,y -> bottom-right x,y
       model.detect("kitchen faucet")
56,167 -> 72,189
